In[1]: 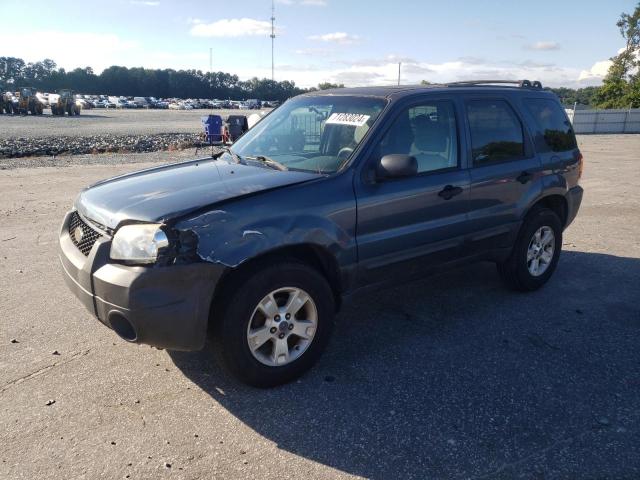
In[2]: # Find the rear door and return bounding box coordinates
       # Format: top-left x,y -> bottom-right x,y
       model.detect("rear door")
354,96 -> 471,286
463,95 -> 542,253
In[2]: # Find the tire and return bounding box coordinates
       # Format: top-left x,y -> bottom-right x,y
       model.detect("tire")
213,261 -> 335,387
497,207 -> 562,291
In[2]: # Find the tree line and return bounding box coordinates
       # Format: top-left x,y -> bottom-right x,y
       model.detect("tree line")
0,57 -> 315,101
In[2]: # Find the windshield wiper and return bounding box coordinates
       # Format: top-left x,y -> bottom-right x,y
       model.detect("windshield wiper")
245,155 -> 289,171
215,146 -> 246,165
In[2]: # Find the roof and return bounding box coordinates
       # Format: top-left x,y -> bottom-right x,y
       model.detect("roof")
302,80 -> 553,100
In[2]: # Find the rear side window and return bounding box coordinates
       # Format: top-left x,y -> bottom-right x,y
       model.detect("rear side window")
524,98 -> 577,152
466,99 -> 525,166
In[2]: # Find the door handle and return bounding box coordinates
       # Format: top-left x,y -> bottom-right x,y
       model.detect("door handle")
438,185 -> 463,200
516,171 -> 534,184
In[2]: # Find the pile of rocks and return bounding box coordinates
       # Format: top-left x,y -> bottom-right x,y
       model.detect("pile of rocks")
0,133 -> 205,158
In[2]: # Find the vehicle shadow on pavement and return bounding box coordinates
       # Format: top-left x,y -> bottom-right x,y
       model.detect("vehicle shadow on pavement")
169,251 -> 640,479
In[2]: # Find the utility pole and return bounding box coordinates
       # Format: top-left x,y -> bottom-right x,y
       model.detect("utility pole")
209,47 -> 213,110
397,62 -> 401,86
271,0 -> 276,82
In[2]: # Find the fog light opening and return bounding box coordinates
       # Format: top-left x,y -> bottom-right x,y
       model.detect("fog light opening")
108,311 -> 137,342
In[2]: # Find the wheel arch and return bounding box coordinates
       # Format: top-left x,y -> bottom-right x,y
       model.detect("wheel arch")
524,193 -> 568,227
208,243 -> 343,331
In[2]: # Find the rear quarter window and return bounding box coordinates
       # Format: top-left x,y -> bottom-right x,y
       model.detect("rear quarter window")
524,98 -> 577,152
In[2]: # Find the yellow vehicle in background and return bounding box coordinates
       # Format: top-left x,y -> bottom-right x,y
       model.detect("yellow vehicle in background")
16,87 -> 44,115
51,89 -> 80,116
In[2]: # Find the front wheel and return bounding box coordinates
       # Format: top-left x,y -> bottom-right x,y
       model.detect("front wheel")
497,207 -> 562,291
214,262 -> 335,387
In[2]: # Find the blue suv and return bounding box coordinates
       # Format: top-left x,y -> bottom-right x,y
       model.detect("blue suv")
59,80 -> 583,386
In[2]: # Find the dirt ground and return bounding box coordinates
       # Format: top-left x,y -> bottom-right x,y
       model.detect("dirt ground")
0,135 -> 639,479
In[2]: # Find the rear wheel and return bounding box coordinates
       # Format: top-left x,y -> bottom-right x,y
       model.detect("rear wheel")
214,261 -> 335,387
497,207 -> 562,291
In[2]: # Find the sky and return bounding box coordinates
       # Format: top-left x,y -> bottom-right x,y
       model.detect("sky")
0,0 -> 635,88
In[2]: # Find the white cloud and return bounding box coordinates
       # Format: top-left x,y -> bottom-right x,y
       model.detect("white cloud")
578,59 -> 613,82
0,31 -> 138,73
190,18 -> 273,37
525,41 -> 561,51
130,0 -> 160,5
308,32 -> 360,44
234,56 -> 606,89
294,47 -> 333,56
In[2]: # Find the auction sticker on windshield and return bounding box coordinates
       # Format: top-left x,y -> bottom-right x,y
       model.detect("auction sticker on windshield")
325,113 -> 370,127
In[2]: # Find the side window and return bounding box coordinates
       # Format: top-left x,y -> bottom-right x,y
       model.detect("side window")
466,99 -> 525,166
377,100 -> 458,173
524,98 -> 577,152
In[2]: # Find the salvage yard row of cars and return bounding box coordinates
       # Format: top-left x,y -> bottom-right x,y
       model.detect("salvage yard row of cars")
0,87 -> 276,115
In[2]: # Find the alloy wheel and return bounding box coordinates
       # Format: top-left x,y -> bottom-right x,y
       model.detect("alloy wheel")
527,226 -> 555,277
246,287 -> 318,367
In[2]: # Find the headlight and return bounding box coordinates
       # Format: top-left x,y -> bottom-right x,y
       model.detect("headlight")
110,224 -> 169,264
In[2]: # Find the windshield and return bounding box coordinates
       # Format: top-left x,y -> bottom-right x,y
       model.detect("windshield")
230,95 -> 387,173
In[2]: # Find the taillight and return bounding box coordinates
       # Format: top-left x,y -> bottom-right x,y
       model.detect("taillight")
576,151 -> 584,181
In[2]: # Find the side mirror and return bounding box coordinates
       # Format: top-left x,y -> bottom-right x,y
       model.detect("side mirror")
376,154 -> 418,180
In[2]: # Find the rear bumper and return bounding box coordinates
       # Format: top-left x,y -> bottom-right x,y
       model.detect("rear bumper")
565,185 -> 584,228
58,211 -> 223,351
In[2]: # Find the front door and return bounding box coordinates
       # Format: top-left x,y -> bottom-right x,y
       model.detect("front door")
354,98 -> 471,286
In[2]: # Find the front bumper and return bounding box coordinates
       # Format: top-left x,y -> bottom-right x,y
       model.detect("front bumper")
58,211 -> 223,351
565,185 -> 584,228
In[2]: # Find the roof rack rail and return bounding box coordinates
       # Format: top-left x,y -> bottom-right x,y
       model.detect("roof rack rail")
445,79 -> 543,89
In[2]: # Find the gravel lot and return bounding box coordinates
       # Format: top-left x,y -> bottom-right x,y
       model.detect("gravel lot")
0,109 -> 262,159
1,135 -> 639,479
0,108 -> 260,139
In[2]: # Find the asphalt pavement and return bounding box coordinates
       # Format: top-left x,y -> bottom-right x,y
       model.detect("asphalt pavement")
1,135 -> 639,479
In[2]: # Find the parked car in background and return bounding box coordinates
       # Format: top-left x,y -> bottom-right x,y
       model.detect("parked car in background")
76,98 -> 93,110
133,97 -> 150,108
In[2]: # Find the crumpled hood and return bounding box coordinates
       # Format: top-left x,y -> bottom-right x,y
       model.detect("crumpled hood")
75,157 -> 321,229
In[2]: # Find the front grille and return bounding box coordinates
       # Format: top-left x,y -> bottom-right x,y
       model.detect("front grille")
68,211 -> 103,256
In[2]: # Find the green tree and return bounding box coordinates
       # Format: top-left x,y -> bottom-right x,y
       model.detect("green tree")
548,86 -> 601,107
0,57 -> 26,84
317,82 -> 344,90
595,2 -> 640,108
0,56 -> 312,101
